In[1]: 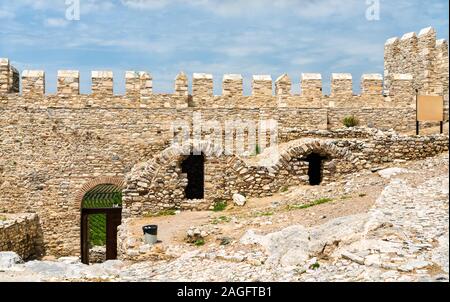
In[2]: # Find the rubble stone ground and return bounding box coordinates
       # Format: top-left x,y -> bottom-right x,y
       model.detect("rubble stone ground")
0,152 -> 448,282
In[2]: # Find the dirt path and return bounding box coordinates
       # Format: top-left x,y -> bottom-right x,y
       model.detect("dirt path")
125,174 -> 382,247
127,211 -> 212,245
124,152 -> 449,252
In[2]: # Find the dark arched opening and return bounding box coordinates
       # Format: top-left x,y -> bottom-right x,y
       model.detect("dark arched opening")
306,153 -> 328,186
181,153 -> 205,199
80,184 -> 122,264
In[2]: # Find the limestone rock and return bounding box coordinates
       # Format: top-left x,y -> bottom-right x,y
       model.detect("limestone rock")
240,214 -> 367,267
432,233 -> 449,273
378,167 -> 409,179
57,256 -> 80,264
0,252 -> 23,270
233,194 -> 246,206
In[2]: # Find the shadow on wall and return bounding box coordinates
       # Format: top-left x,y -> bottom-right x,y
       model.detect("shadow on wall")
181,153 -> 205,200
33,216 -> 45,260
305,152 -> 329,186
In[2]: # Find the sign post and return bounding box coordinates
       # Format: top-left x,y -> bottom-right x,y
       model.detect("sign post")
416,94 -> 444,135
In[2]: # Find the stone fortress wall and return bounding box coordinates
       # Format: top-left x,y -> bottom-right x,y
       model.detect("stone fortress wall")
0,27 -> 448,257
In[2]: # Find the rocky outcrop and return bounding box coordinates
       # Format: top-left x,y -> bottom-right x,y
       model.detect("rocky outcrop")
240,214 -> 367,267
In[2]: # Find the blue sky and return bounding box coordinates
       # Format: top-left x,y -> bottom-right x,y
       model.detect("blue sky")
0,0 -> 448,94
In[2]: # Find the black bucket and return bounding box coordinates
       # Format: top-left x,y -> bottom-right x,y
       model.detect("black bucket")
142,225 -> 158,235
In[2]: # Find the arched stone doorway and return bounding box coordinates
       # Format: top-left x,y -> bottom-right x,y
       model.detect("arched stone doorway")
181,153 -> 205,199
306,152 -> 329,185
78,179 -> 123,264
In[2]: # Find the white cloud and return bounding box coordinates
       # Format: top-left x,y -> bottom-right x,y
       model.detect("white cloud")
120,0 -> 363,18
121,0 -> 172,10
291,57 -> 316,66
44,18 -> 69,27
0,9 -> 15,19
81,0 -> 116,14
3,0 -> 115,17
11,0 -> 65,11
1,0 -> 447,95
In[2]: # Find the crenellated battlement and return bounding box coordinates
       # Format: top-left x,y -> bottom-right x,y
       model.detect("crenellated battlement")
252,75 -> 273,96
0,26 -> 447,110
0,67 -> 432,109
331,73 -> 353,97
22,70 -> 45,98
192,73 -> 213,107
384,26 -> 448,99
57,70 -> 80,97
0,58 -> 19,94
361,74 -> 383,96
0,66 -> 441,108
223,74 -> 243,97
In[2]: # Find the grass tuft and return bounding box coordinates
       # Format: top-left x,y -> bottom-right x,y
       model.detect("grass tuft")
288,198 -> 333,210
213,200 -> 227,212
309,261 -> 320,270
211,216 -> 231,224
255,145 -> 261,155
255,211 -> 274,217
194,239 -> 205,246
279,186 -> 289,193
145,209 -> 177,217
343,115 -> 359,128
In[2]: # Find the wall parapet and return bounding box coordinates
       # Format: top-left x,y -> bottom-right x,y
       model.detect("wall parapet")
388,73 -> 415,104
331,73 -> 353,97
0,68 -> 441,105
0,58 -> 19,94
92,71 -> 113,96
384,26 -> 448,98
275,74 -> 291,105
361,74 -> 383,96
223,74 -> 243,97
125,71 -> 152,99
301,73 -> 322,99
22,70 -> 45,98
192,73 -> 213,107
252,75 -> 272,96
174,72 -> 189,97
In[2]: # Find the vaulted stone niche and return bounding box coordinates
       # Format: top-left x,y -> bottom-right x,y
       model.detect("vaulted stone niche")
181,153 -> 205,200
305,152 -> 330,185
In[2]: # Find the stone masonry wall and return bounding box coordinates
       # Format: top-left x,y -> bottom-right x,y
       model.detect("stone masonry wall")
385,26 -> 449,97
0,26 -> 448,258
123,132 -> 449,217
1,102 -> 447,257
0,213 -> 43,260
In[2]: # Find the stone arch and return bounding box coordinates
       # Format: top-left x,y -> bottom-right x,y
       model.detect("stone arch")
279,139 -> 360,168
75,176 -> 125,209
275,139 -> 362,184
123,139 -> 233,216
76,176 -> 124,264
124,139 -> 225,191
